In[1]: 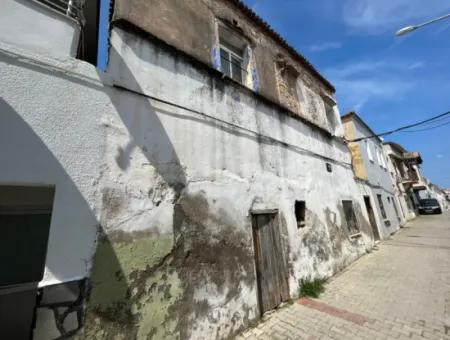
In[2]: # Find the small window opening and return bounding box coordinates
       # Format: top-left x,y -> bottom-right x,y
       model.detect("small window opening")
391,196 -> 401,221
367,141 -> 374,162
219,25 -> 247,84
276,59 -> 300,112
342,200 -> 359,234
323,96 -> 337,133
295,201 -> 306,228
377,194 -> 387,219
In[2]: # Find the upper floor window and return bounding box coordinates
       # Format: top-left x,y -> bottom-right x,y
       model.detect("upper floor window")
218,24 -> 248,84
366,142 -> 374,162
220,44 -> 244,83
323,95 -> 338,134
377,194 -> 387,219
276,61 -> 301,113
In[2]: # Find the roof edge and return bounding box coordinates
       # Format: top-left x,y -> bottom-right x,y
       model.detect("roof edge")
226,0 -> 335,93
341,111 -> 382,142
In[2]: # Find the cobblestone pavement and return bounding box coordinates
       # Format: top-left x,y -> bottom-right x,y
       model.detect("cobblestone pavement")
238,212 -> 450,339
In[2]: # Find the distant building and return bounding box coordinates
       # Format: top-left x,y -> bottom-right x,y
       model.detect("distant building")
425,183 -> 449,211
383,142 -> 422,223
342,112 -> 401,240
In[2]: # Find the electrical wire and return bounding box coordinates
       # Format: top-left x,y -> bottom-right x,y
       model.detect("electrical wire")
113,84 -> 354,168
401,119 -> 450,132
349,110 -> 450,142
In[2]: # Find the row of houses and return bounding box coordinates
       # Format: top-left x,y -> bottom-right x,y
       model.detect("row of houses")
0,0 -> 448,339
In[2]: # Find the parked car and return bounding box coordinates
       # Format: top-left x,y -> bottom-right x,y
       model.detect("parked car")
418,198 -> 442,214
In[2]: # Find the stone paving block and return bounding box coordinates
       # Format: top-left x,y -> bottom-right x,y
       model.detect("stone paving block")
236,214 -> 450,340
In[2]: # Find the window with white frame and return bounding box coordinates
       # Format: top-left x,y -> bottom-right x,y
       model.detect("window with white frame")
366,142 -> 374,162
381,153 -> 387,169
376,147 -> 382,165
218,25 -> 248,84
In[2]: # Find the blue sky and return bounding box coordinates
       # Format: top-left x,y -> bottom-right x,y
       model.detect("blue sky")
242,0 -> 450,188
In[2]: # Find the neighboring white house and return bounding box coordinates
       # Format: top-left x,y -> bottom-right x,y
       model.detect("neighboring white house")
342,112 -> 401,240
383,142 -> 422,224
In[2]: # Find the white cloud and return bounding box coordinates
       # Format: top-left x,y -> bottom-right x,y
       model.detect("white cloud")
408,61 -> 426,70
342,0 -> 450,34
309,41 -> 342,52
325,59 -> 417,111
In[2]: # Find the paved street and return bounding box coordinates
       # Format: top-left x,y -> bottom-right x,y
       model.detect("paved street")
239,212 -> 450,339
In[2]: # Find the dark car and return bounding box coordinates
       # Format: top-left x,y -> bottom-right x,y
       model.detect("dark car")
418,198 -> 442,214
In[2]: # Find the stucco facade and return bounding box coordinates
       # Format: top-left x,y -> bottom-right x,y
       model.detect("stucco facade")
342,113 -> 401,239
383,142 -> 421,223
0,1 -> 379,339
0,0 -> 81,59
79,24 -> 377,339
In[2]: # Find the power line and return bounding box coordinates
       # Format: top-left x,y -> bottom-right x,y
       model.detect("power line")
113,84 -> 354,168
411,114 -> 450,127
349,110 -> 450,142
401,119 -> 450,132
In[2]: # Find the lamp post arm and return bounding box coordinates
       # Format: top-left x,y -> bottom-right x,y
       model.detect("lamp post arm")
415,13 -> 450,29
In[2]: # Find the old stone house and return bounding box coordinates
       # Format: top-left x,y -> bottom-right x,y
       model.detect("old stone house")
0,0 -> 378,339
383,142 -> 422,223
342,112 -> 401,240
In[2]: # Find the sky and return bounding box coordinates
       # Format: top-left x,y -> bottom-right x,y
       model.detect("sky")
241,0 -> 450,188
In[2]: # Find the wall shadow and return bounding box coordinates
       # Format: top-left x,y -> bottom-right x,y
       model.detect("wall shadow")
0,98 -> 127,338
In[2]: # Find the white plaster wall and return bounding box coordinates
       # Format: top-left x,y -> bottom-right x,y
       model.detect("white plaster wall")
0,41 -> 108,286
0,0 -> 80,59
351,126 -> 400,236
383,144 -> 417,223
0,23 -> 377,338
103,27 -> 375,337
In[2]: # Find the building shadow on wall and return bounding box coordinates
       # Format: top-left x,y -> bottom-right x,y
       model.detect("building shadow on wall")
89,33 -> 258,337
0,98 -> 127,337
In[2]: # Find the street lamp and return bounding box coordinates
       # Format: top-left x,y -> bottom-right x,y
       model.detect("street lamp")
396,13 -> 450,36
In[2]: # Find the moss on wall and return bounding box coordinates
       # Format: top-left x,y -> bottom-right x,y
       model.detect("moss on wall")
81,231 -> 179,339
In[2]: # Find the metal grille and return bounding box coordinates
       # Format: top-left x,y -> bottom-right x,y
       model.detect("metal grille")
33,0 -> 85,23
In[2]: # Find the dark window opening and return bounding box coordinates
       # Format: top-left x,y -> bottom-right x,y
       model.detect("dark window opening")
324,100 -> 337,133
342,200 -> 359,234
34,0 -> 100,65
295,201 -> 306,228
391,196 -> 401,221
377,194 -> 387,219
0,185 -> 55,339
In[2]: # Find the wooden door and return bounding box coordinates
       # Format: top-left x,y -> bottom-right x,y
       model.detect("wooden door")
252,212 -> 289,314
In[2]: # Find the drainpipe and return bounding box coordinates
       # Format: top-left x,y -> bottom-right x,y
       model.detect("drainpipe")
97,0 -> 111,71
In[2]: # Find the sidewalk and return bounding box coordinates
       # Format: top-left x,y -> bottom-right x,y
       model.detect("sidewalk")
238,213 -> 450,339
